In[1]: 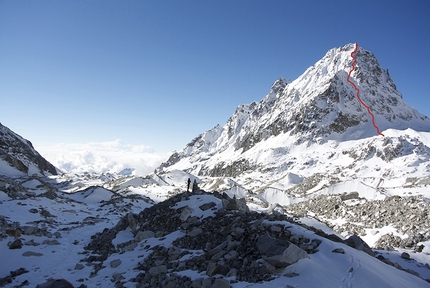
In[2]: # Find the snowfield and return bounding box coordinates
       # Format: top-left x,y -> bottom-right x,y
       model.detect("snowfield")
1,170 -> 430,287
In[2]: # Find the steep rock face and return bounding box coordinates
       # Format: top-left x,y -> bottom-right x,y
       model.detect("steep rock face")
0,123 -> 57,176
158,44 -> 430,177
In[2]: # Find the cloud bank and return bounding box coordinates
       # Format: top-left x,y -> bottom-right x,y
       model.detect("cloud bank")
36,140 -> 171,176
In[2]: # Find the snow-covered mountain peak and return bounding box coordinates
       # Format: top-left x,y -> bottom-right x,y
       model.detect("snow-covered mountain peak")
159,44 -> 430,178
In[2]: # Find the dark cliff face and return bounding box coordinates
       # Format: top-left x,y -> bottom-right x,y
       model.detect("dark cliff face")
0,123 -> 57,176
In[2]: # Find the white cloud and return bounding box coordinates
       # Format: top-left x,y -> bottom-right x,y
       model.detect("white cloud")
35,140 -> 171,176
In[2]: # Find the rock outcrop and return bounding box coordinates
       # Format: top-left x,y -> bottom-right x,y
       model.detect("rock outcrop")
0,122 -> 57,176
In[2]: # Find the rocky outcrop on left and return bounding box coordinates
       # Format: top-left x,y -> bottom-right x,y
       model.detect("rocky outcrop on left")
0,123 -> 57,176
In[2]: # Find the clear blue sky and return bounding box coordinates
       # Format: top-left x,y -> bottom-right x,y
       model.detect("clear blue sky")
1,0 -> 429,153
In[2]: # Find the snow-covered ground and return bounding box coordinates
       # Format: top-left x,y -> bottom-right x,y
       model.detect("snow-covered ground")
1,170 -> 430,287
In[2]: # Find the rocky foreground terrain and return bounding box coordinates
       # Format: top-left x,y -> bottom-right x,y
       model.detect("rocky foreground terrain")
1,172 -> 430,287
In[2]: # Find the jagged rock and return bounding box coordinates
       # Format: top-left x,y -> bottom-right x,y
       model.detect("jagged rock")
0,122 -> 57,175
256,235 -> 309,268
222,196 -> 249,212
8,239 -> 22,249
206,262 -> 227,276
180,206 -> 194,221
115,216 -> 129,231
344,234 -> 374,256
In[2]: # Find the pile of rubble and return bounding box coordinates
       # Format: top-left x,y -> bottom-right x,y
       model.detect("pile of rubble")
84,190 -> 377,287
285,193 -> 430,250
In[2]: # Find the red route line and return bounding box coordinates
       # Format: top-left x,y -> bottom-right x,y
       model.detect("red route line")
347,43 -> 384,137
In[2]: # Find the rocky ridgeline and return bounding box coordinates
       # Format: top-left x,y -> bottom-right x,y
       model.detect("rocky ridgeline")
83,190 -> 384,288
285,193 -> 430,250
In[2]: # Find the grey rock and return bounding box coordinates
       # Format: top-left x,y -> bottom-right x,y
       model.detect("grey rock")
180,207 -> 194,221
332,248 -> 345,254
22,226 -> 37,235
222,197 -> 249,212
209,241 -> 227,256
187,227 -> 203,237
191,278 -> 203,288
340,191 -> 360,201
344,234 -> 374,256
224,250 -> 238,261
256,235 -> 289,256
211,278 -> 230,288
110,259 -> 122,268
8,239 -> 23,249
122,242 -> 137,252
148,265 -> 167,276
202,278 -> 213,288
206,261 -> 226,276
127,212 -> 137,230
42,239 -> 60,245
226,268 -> 237,277
401,252 -> 411,260
135,230 -> 155,242
75,263 -> 85,270
115,216 -> 129,231
199,202 -> 216,211
257,235 -> 308,268
167,246 -> 181,261
22,251 -> 43,257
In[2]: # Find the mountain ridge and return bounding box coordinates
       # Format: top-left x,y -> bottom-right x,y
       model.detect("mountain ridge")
0,122 -> 57,176
158,44 -> 430,178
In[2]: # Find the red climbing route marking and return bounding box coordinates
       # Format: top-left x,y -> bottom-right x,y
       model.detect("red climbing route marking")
347,43 -> 384,137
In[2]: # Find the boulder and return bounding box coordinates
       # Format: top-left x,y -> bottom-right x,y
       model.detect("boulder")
148,265 -> 167,276
8,239 -> 23,249
211,278 -> 231,288
256,235 -> 308,268
340,191 -> 360,201
199,202 -> 216,211
127,213 -> 137,230
110,259 -> 122,268
187,227 -> 203,237
401,252 -> 411,260
344,234 -> 374,256
222,196 -> 249,212
180,207 -> 194,221
134,230 -> 155,242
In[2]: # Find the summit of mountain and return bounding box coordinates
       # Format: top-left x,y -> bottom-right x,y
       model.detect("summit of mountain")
158,44 -> 430,181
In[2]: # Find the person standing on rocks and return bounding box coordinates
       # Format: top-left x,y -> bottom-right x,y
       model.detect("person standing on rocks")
187,178 -> 191,192
192,179 -> 198,193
